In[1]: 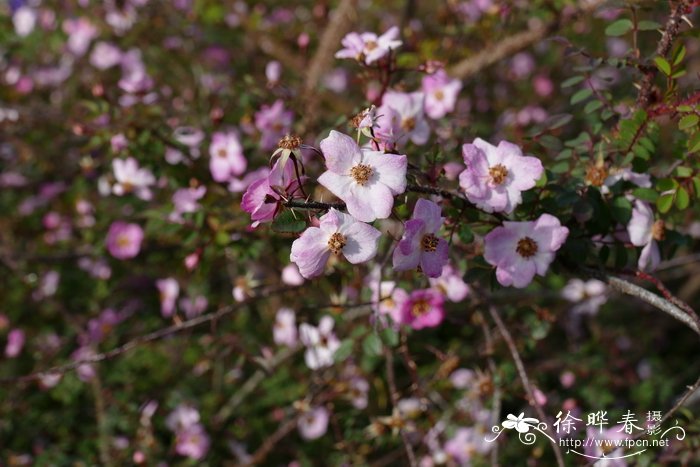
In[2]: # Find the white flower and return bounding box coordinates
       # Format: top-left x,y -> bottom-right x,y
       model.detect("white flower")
299,316 -> 340,370
112,157 -> 155,201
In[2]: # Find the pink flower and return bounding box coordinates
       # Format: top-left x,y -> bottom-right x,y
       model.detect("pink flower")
254,100 -> 293,150
627,200 -> 663,272
13,6 -> 36,37
422,70 -> 462,119
561,279 -> 607,315
86,309 -> 122,343
281,264 -> 305,286
290,209 -> 381,279
317,130 -> 407,222
169,186 -> 206,223
393,199 -> 448,278
63,18 -> 98,56
335,26 -> 402,65
398,288 -> 445,330
112,157 -> 155,200
459,138 -> 543,213
297,406 -> 330,440
5,329 -> 25,358
106,221 -> 144,260
156,278 -> 179,317
273,308 -> 297,347
179,296 -> 208,319
91,42 -> 122,69
484,214 -> 569,288
166,404 -> 200,431
241,158 -> 305,227
444,427 -> 491,465
299,316 -> 340,369
175,423 -> 210,460
72,346 -> 97,381
429,264 -> 470,302
209,130 -> 246,182
375,91 -> 430,149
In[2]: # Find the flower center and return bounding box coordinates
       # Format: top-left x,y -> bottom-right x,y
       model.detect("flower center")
217,148 -> 228,158
116,234 -> 131,248
516,237 -> 538,258
651,220 -> 665,241
434,90 -> 444,101
278,134 -> 302,150
585,164 -> 607,187
411,298 -> 430,317
401,117 -> 416,131
350,164 -> 373,185
327,232 -> 347,255
421,233 -> 439,252
364,40 -> 378,51
489,164 -> 508,185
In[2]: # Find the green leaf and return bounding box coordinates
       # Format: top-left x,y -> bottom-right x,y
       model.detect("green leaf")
692,177 -> 700,198
380,328 -> 399,347
675,187 -> 690,210
571,88 -> 593,105
675,166 -> 693,178
584,100 -> 604,114
689,132 -> 700,154
679,114 -> 699,131
653,57 -> 672,76
561,76 -> 585,88
632,187 -> 659,202
362,333 -> 383,357
611,197 -> 632,224
673,45 -> 686,66
638,20 -> 661,31
656,178 -> 677,192
605,19 -> 633,36
333,339 -> 354,363
656,193 -> 674,213
271,209 -> 306,233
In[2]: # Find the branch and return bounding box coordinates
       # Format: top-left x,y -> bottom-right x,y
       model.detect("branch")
383,345 -> 418,467
636,1 -> 691,108
582,268 -> 700,336
0,286 -> 297,384
449,0 -> 606,80
488,307 -> 565,467
300,0 -> 357,130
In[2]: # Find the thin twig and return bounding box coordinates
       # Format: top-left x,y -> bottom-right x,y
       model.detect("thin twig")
449,0 -> 606,80
488,307 -> 566,467
383,345 -> 418,467
0,286 -> 298,384
582,268 -> 700,336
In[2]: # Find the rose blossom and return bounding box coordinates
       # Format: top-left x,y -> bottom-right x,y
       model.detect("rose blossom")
156,278 -> 179,317
484,214 -> 569,288
627,200 -> 663,272
422,69 -> 462,119
209,130 -> 246,182
459,138 -> 543,213
273,308 -> 297,347
335,26 -> 402,65
397,288 -> 445,330
290,208 -> 381,279
299,316 -> 340,370
317,130 -> 407,222
297,406 -> 330,440
106,221 -> 144,260
393,198 -> 449,278
112,157 -> 155,201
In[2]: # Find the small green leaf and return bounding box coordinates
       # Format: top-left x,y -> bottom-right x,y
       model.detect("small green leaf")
632,188 -> 659,202
656,193 -> 674,213
605,19 -> 633,36
656,178 -> 677,192
546,113 -> 573,130
689,132 -> 700,154
675,166 -> 693,178
334,339 -> 354,363
571,88 -> 593,105
561,76 -> 585,88
653,56 -> 672,76
380,328 -> 399,347
362,333 -> 383,357
675,187 -> 690,210
673,45 -> 686,66
271,209 -> 306,233
692,177 -> 700,198
611,197 -> 632,224
584,100 -> 604,114
679,114 -> 699,130
638,20 -> 661,31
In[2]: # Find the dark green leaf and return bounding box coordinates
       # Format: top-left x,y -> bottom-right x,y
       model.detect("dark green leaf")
605,19 -> 633,36
271,209 -> 306,233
